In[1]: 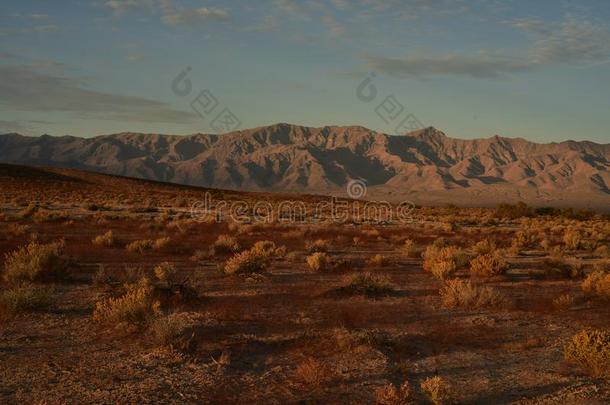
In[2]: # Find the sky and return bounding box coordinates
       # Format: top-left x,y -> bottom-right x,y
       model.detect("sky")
1,0 -> 610,143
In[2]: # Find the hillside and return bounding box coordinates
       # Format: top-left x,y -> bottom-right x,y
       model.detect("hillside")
1,124 -> 608,209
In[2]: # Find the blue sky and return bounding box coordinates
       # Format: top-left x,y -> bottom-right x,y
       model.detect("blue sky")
1,0 -> 610,143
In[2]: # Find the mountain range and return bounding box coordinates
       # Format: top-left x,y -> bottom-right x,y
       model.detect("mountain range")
1,124 -> 609,210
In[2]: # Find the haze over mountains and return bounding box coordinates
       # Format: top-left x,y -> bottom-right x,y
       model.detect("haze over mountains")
1,124 -> 609,210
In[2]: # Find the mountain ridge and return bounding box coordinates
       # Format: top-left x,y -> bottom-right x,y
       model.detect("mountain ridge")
1,124 -> 609,209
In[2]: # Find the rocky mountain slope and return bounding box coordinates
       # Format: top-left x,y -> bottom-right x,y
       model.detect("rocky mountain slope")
1,124 -> 608,209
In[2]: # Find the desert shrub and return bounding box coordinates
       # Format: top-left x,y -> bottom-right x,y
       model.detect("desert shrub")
286,251 -> 300,262
153,236 -> 171,250
295,357 -> 328,386
92,230 -> 115,247
93,278 -> 159,325
306,239 -> 329,253
440,279 -> 507,309
3,240 -> 65,284
368,254 -> 389,268
362,229 -> 381,238
420,376 -> 451,405
0,283 -> 55,316
553,293 -> 575,311
154,262 -> 177,283
430,260 -> 457,281
423,245 -> 468,280
223,249 -> 270,275
564,329 -> 610,377
582,264 -> 610,299
306,252 -> 331,272
150,313 -> 188,347
126,239 -> 154,253
213,234 -> 241,254
275,245 -> 288,258
342,272 -> 394,298
375,381 -> 413,405
473,239 -> 496,255
402,239 -> 416,257
250,240 -> 277,258
469,252 -> 509,277
563,228 -> 583,250
511,229 -> 540,252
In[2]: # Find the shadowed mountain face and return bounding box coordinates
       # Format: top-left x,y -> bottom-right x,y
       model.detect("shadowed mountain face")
1,124 -> 609,209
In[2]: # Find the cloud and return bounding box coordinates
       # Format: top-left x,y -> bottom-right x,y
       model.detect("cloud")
511,17 -> 550,35
364,15 -> 610,79
0,64 -> 198,124
103,0 -> 230,26
527,16 -> 610,65
161,7 -> 230,26
364,53 -> 532,79
28,14 -> 50,20
104,0 -> 156,14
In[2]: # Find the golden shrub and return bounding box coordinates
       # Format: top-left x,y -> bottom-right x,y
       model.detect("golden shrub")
295,357 -> 328,386
582,265 -> 610,299
564,329 -> 610,377
223,249 -> 270,275
0,283 -> 55,317
126,239 -> 153,253
3,240 -> 65,284
306,239 -> 329,253
213,234 -> 241,254
92,230 -> 115,247
150,314 -> 188,347
368,254 -> 389,268
342,272 -> 394,298
563,228 -> 583,250
469,252 -> 509,277
375,381 -> 413,405
420,376 -> 451,405
430,260 -> 456,281
423,245 -> 468,280
473,239 -> 496,255
154,262 -> 177,283
440,279 -> 506,309
93,278 -> 159,325
153,236 -> 171,250
250,240 -> 277,257
553,293 -> 575,311
306,252 -> 331,272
